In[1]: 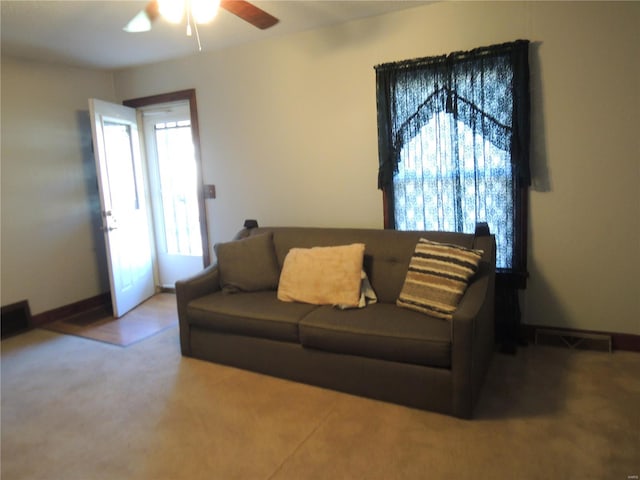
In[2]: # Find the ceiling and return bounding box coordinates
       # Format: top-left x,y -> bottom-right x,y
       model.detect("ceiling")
1,1 -> 429,70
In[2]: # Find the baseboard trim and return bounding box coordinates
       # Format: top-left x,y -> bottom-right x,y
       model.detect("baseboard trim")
19,297 -> 640,353
522,324 -> 640,352
31,293 -> 112,327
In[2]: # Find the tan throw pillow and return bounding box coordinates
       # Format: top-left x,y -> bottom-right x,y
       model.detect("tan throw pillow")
214,233 -> 280,293
397,238 -> 483,320
277,244 -> 366,307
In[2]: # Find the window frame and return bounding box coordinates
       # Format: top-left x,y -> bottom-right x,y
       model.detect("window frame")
376,41 -> 530,289
123,89 -> 210,268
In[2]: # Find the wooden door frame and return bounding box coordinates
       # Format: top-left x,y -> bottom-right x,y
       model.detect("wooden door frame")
123,89 -> 210,268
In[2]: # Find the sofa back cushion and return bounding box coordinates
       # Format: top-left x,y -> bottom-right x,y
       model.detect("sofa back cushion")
214,232 -> 280,293
238,227 -> 484,304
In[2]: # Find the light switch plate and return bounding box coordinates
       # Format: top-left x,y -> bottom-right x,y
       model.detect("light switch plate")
204,184 -> 216,199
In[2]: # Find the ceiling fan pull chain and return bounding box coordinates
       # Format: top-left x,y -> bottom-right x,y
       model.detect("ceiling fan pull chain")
183,2 -> 202,51
186,3 -> 193,36
193,17 -> 203,51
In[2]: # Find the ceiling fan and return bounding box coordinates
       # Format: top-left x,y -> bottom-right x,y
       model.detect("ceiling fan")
124,0 -> 279,35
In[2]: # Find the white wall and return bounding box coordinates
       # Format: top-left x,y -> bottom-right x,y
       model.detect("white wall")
113,2 -> 639,335
1,57 -> 115,314
1,2 -> 637,337
524,2 -> 639,336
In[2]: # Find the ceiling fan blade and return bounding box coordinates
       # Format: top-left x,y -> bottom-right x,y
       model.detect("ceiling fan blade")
221,0 -> 279,30
123,0 -> 160,33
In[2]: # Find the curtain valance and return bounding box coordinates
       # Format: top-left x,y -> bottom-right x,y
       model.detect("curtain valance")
375,40 -> 531,190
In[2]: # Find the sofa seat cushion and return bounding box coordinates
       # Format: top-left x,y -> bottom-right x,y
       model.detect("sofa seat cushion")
298,303 -> 451,368
187,291 -> 318,343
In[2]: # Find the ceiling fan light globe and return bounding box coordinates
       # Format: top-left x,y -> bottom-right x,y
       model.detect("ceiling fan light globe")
123,10 -> 152,32
158,0 -> 185,24
191,0 -> 220,24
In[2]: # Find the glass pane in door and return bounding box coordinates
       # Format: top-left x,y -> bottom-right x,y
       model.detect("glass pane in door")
103,121 -> 140,212
154,120 -> 202,256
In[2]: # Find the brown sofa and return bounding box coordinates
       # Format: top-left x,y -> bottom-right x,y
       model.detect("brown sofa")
176,225 -> 495,418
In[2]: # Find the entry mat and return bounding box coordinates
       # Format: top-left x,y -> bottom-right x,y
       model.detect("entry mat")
42,293 -> 177,347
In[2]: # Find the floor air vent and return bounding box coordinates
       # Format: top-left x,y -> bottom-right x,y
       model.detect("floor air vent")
534,328 -> 612,353
1,300 -> 32,339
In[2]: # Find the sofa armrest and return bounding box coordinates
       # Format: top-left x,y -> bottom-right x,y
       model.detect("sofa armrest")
175,264 -> 220,355
450,241 -> 496,418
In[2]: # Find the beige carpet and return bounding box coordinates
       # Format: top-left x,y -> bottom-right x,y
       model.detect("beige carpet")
2,315 -> 639,479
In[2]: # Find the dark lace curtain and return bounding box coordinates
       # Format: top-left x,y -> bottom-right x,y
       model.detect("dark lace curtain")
375,40 -> 530,283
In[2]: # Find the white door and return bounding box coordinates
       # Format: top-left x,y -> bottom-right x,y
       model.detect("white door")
140,102 -> 204,287
89,98 -> 155,317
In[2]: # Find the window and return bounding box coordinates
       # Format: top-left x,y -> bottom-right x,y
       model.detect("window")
154,119 -> 203,257
394,114 -> 513,268
375,41 -> 530,287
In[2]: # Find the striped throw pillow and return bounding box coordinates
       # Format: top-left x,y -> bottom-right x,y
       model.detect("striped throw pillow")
397,238 -> 484,320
